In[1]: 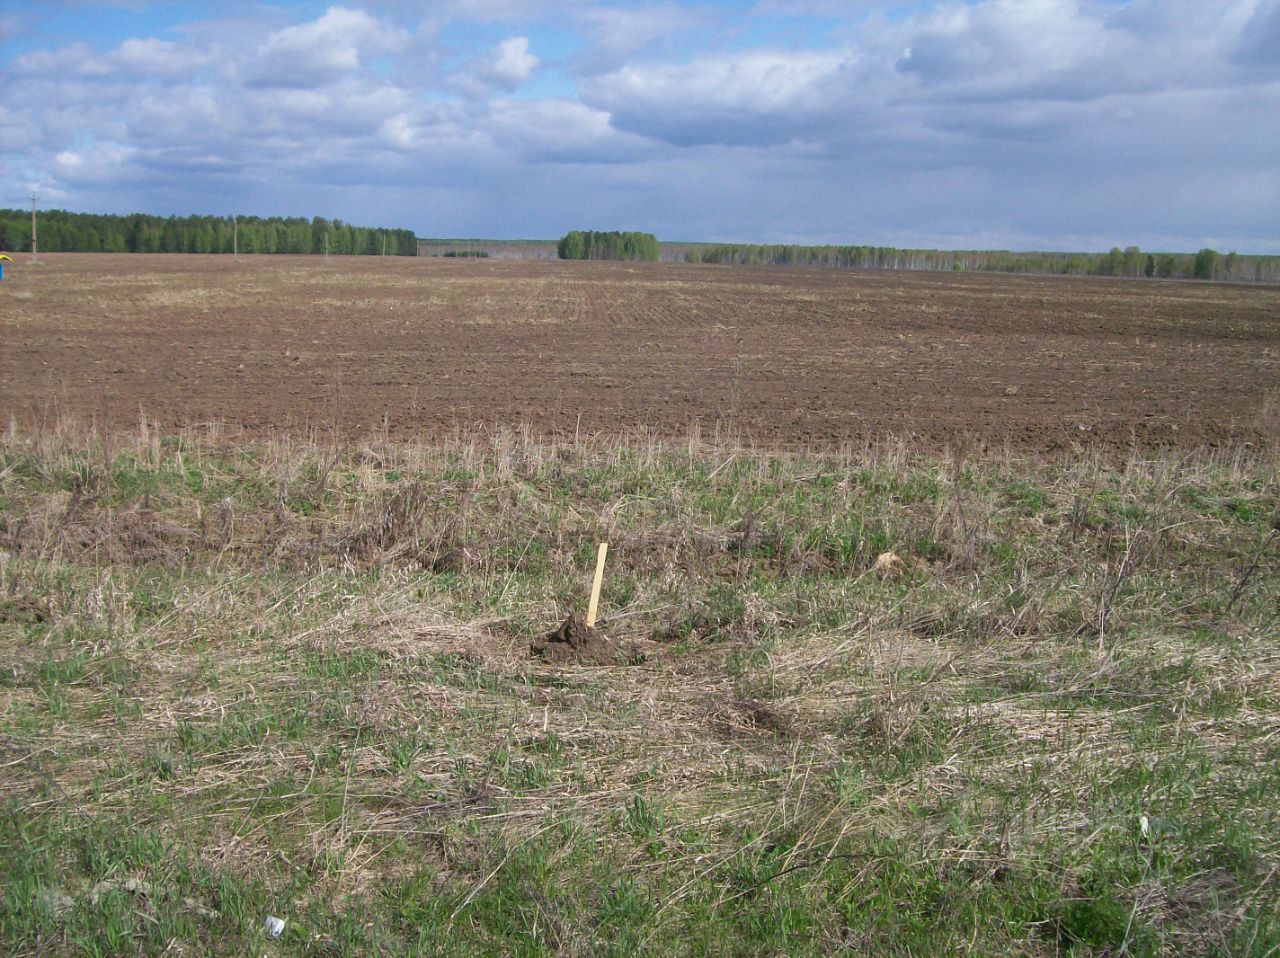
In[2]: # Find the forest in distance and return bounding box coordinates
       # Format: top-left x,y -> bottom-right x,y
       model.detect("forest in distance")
678,242 -> 1279,283
3,207 -> 1277,282
446,237 -> 1279,282
0,209 -> 418,257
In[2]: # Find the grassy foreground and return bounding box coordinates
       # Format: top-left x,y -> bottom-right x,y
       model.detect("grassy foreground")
1,425 -> 1278,957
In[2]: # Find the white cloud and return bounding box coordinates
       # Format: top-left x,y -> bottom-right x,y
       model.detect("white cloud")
252,6 -> 409,88
110,38 -> 212,77
52,141 -> 137,185
486,97 -> 652,162
450,36 -> 539,97
486,37 -> 539,87
895,0 -> 1110,83
583,50 -> 851,145
10,43 -> 113,79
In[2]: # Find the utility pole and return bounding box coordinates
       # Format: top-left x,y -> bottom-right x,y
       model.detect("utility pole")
324,233 -> 329,258
30,192 -> 38,263
233,215 -> 238,259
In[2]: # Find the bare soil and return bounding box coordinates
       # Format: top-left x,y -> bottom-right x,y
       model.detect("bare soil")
3,253 -> 1277,451
531,612 -> 639,665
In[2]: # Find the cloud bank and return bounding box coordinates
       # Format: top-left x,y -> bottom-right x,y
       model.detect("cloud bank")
3,0 -> 1277,250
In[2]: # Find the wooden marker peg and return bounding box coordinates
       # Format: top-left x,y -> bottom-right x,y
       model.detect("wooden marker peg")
587,542 -> 608,628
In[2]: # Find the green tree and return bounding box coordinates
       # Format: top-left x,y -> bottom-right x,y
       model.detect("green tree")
557,230 -> 657,262
1193,248 -> 1220,280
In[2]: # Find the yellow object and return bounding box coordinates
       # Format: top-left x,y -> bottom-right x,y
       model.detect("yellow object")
586,542 -> 608,627
0,254 -> 12,261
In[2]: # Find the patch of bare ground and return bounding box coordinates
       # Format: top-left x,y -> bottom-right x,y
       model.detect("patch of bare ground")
2,254 -> 1278,452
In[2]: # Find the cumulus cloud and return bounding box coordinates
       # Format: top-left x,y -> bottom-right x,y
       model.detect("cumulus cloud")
583,51 -> 852,146
1,0 -> 1276,251
894,0 -> 1112,91
487,97 -> 652,162
251,6 -> 409,88
449,36 -> 539,97
484,37 -> 539,88
10,43 -> 114,79
53,141 -> 137,186
110,38 -> 212,77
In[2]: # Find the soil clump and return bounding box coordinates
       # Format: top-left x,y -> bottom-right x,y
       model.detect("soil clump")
531,612 -> 642,665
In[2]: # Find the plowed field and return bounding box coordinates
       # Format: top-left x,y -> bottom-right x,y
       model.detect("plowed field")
3,254 -> 1277,450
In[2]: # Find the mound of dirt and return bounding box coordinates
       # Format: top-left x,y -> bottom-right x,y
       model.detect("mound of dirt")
530,612 -> 643,666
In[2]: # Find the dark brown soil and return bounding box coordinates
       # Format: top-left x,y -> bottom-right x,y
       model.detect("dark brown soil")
531,612 -> 640,665
3,254 -> 1278,451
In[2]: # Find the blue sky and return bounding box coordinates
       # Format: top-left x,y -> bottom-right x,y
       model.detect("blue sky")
2,0 -> 1278,251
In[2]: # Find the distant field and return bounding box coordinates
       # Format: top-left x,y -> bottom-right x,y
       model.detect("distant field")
2,254 -> 1278,451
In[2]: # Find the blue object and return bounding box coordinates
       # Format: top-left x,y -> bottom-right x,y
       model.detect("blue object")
0,263 -> 5,281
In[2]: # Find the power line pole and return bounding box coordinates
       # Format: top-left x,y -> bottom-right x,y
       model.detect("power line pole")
30,192 -> 38,263
233,215 -> 238,259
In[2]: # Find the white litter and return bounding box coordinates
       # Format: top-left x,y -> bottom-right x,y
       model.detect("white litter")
263,915 -> 286,938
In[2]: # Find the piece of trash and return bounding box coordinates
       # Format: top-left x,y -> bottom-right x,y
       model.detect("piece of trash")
1140,815 -> 1150,839
263,915 -> 286,938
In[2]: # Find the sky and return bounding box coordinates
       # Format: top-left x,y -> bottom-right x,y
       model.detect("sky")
1,0 -> 1278,251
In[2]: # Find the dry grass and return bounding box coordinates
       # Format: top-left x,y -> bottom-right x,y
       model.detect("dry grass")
2,420 -> 1278,956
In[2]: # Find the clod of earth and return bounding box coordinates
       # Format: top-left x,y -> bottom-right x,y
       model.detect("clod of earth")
530,612 -> 643,665
873,550 -> 905,578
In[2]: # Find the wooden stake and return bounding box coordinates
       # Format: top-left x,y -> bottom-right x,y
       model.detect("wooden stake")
586,542 -> 608,627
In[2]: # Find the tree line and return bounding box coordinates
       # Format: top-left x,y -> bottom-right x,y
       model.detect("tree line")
678,243 -> 1278,283
557,231 -> 659,262
0,210 -> 418,256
